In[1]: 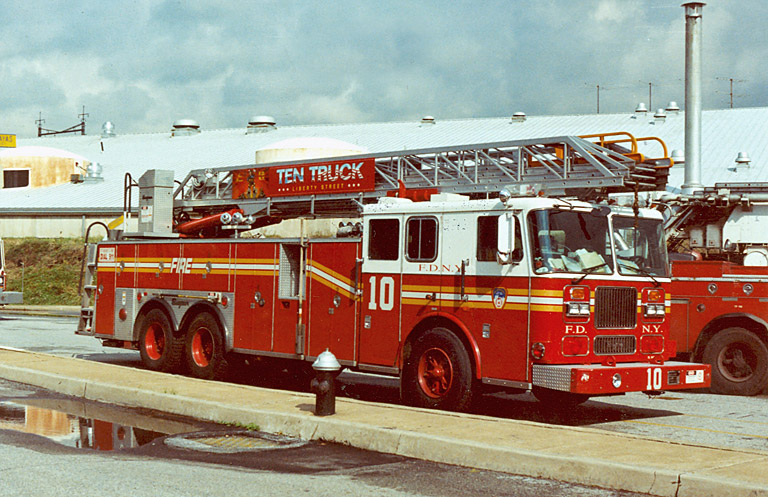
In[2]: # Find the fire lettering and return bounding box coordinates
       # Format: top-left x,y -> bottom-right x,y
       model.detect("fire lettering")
309,162 -> 364,182
170,257 -> 193,274
565,325 -> 587,334
275,167 -> 305,185
642,324 -> 662,333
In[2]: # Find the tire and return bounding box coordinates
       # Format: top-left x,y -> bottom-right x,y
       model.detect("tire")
702,327 -> 768,396
184,312 -> 228,381
532,386 -> 589,408
138,309 -> 183,373
402,328 -> 474,412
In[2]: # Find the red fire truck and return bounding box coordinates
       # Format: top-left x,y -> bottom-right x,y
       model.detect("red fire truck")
665,183 -> 768,395
77,134 -> 710,411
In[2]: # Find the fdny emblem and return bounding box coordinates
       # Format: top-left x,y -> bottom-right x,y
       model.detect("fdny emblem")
492,288 -> 506,309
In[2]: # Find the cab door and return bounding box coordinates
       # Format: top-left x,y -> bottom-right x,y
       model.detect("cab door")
358,216 -> 403,367
467,213 -> 531,383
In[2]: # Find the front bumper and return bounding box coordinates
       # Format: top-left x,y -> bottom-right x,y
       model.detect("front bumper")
532,361 -> 710,395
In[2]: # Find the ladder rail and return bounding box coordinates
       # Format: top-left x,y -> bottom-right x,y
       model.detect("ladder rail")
172,135 -> 668,223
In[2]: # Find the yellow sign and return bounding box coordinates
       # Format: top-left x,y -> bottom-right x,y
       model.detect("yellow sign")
108,215 -> 125,230
0,134 -> 16,148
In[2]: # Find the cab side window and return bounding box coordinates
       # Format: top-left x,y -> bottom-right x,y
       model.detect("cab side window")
406,217 -> 438,262
368,218 -> 399,260
477,215 -> 522,262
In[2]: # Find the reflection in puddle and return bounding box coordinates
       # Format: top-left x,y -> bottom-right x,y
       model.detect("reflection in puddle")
0,398 -> 201,451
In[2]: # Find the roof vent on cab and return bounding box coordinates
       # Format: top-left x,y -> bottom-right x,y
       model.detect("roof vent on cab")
172,119 -> 201,137
420,115 -> 436,125
510,112 -> 526,123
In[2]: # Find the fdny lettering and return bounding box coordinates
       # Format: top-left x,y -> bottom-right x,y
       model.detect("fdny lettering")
417,263 -> 462,273
565,325 -> 587,334
275,162 -> 364,185
642,324 -> 663,333
170,257 -> 193,274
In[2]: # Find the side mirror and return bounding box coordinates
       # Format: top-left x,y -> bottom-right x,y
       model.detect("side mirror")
496,213 -> 515,264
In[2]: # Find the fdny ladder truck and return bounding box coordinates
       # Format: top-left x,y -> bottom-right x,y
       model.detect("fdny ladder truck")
76,133 -> 710,411
663,183 -> 768,395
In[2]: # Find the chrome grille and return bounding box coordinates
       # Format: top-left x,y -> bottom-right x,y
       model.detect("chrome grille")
594,335 -> 636,355
595,287 -> 636,329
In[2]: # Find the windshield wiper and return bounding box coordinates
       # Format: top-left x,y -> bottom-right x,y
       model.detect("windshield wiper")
618,262 -> 661,287
571,262 -> 610,285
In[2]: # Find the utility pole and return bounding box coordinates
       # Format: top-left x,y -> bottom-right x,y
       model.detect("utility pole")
596,85 -> 600,114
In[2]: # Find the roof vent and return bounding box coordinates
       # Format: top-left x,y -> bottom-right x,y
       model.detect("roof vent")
510,112 -> 526,123
670,149 -> 685,165
84,162 -> 104,182
665,101 -> 681,114
420,115 -> 436,125
728,152 -> 751,172
171,119 -> 201,137
735,151 -> 752,167
100,121 -> 116,138
247,115 -> 277,134
635,102 -> 648,113
653,109 -> 667,122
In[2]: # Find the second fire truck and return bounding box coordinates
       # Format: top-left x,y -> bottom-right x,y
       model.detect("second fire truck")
664,183 -> 768,395
77,133 -> 710,411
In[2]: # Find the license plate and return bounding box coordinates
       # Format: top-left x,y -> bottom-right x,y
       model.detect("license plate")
685,369 -> 705,384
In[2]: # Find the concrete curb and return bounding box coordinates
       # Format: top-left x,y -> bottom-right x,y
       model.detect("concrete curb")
0,350 -> 765,496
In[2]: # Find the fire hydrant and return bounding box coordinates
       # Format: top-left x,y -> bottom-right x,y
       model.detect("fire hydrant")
310,349 -> 342,416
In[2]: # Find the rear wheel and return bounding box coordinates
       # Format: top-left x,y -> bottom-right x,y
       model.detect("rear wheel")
703,327 -> 768,396
184,312 -> 228,381
138,309 -> 183,373
402,328 -> 474,412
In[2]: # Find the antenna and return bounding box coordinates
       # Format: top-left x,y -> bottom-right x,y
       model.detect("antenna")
37,106 -> 88,137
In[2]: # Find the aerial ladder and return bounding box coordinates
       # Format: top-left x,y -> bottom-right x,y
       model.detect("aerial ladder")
170,132 -> 671,237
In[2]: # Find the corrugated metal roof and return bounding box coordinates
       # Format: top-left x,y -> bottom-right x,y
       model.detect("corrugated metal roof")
3,107 -> 767,212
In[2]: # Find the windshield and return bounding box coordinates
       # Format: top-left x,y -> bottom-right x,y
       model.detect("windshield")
613,216 -> 670,277
529,209 -> 613,274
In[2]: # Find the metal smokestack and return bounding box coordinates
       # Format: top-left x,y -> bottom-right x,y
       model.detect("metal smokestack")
682,2 -> 705,194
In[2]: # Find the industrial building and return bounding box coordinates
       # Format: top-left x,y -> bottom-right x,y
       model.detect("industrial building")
1,106 -> 766,238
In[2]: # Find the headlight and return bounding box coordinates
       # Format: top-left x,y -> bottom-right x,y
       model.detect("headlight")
567,302 -> 590,317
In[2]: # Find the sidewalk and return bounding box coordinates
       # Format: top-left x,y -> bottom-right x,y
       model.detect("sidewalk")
0,347 -> 765,496
1,305 -> 80,317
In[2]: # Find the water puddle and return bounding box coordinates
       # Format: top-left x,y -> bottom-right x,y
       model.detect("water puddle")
0,397 -> 202,451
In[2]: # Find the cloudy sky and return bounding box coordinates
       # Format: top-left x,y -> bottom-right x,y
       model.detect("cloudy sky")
2,1 -> 764,138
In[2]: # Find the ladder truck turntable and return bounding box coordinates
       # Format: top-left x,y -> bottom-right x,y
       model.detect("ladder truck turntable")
663,183 -> 768,396
77,132 -> 710,411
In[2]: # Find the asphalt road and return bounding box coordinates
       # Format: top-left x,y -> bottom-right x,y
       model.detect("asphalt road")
0,333 -> 646,496
3,312 -> 768,455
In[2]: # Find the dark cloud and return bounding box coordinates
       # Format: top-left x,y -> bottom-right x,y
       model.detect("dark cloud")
2,0 -> 766,137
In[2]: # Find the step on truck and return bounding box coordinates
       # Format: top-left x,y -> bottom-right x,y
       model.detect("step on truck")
77,133 -> 710,411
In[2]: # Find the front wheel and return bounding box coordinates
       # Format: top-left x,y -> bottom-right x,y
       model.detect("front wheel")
184,312 -> 228,381
702,327 -> 768,396
138,309 -> 183,373
401,328 -> 474,412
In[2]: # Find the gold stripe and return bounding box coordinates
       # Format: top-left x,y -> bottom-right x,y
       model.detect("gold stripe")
310,260 -> 353,286
310,272 -> 355,299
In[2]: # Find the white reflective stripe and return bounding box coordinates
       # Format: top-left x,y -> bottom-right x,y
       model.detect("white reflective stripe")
530,296 -> 563,305
308,265 -> 356,294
